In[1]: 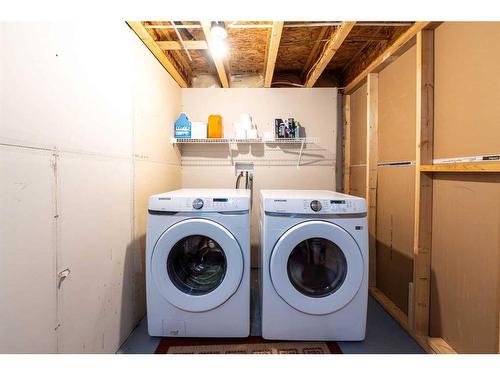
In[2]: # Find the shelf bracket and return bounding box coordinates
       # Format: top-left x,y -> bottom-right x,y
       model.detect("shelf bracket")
297,139 -> 305,169
228,141 -> 234,166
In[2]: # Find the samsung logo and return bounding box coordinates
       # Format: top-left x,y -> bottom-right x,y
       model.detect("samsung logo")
158,197 -> 171,200
274,199 -> 287,202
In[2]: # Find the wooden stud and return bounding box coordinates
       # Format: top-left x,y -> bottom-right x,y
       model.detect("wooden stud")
156,40 -> 208,50
420,162 -> 500,173
200,21 -> 230,88
366,73 -> 378,288
343,95 -> 351,194
126,22 -> 188,88
344,22 -> 431,94
264,21 -> 284,88
304,22 -> 356,88
413,29 -> 434,337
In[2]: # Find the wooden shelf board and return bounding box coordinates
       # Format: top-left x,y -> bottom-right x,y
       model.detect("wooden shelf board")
420,162 -> 500,172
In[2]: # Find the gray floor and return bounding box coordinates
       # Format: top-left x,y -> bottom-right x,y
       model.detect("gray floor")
118,270 -> 425,354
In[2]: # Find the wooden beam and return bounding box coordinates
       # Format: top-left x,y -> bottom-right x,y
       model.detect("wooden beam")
304,22 -> 356,88
200,21 -> 229,88
156,40 -> 208,50
343,95 -> 351,194
427,338 -> 457,354
413,29 -> 434,337
344,22 -> 431,94
126,21 -> 188,88
420,162 -> 500,172
366,73 -> 378,288
264,21 -> 284,88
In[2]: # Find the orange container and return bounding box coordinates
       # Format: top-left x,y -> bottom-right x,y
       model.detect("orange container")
208,114 -> 223,138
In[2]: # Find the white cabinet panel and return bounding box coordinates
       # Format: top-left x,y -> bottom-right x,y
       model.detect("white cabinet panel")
0,146 -> 57,353
57,155 -> 132,353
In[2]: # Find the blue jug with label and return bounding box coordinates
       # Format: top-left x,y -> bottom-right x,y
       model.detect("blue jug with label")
174,112 -> 191,138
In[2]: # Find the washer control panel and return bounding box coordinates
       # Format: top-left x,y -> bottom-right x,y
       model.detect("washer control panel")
149,189 -> 250,212
267,197 -> 365,214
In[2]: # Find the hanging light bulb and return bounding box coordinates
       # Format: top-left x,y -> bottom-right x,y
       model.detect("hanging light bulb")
210,38 -> 228,59
210,21 -> 228,40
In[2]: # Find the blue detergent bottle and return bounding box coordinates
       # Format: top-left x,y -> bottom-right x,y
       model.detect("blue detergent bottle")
174,112 -> 192,138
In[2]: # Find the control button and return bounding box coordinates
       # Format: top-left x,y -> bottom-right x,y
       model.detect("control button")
192,198 -> 204,210
310,200 -> 322,212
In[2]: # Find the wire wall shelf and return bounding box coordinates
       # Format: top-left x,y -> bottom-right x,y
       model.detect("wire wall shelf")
171,137 -> 319,167
170,137 -> 319,144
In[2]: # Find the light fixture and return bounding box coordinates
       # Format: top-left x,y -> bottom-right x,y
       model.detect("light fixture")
210,39 -> 228,59
210,21 -> 228,40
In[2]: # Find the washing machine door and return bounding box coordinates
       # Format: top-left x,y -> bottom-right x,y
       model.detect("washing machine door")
270,220 -> 363,315
151,218 -> 244,312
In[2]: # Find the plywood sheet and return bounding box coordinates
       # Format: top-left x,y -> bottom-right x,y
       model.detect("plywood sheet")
376,166 -> 415,314
57,155 -> 132,353
0,146 -> 57,353
348,166 -> 366,199
434,22 -> 500,159
349,83 -> 367,166
430,173 -> 500,353
378,45 -> 416,162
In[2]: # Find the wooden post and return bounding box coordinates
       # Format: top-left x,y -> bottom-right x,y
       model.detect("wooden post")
413,29 -> 434,336
366,73 -> 379,288
343,95 -> 351,194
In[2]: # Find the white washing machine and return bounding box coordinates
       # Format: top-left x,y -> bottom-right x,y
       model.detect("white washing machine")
146,189 -> 250,337
260,190 -> 368,341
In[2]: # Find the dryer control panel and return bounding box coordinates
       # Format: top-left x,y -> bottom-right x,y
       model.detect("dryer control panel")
261,190 -> 366,215
149,189 -> 250,212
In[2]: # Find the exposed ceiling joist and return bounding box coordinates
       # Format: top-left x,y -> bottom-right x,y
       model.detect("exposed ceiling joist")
145,22 -> 413,30
127,21 -> 188,88
264,21 -> 284,88
344,21 -> 431,94
200,21 -> 230,88
304,21 -> 356,88
157,40 -> 209,50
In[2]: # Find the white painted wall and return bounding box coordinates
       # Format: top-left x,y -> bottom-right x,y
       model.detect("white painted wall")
180,88 -> 339,266
0,22 -> 181,353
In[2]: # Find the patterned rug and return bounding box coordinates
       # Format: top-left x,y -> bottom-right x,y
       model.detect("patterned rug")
155,336 -> 342,354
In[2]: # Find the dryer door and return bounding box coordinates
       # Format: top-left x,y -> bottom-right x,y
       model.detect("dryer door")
151,218 -> 244,312
270,220 -> 364,315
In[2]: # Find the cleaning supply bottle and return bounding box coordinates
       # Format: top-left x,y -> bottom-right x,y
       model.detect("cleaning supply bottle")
295,121 -> 301,139
208,114 -> 223,138
174,112 -> 191,138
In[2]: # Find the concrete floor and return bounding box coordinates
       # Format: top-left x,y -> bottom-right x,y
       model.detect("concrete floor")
118,270 -> 425,354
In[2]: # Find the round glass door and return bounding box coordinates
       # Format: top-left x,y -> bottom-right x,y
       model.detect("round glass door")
270,220 -> 364,315
152,218 -> 243,312
287,238 -> 347,298
167,235 -> 227,296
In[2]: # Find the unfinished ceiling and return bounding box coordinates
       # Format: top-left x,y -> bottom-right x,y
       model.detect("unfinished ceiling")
127,21 -> 414,89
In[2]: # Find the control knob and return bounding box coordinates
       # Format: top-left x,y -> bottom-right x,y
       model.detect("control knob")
192,198 -> 204,210
310,200 -> 322,212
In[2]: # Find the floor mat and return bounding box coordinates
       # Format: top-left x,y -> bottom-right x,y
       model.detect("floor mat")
155,336 -> 342,354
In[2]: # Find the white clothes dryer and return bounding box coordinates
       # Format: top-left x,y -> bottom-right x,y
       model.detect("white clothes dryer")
260,190 -> 368,341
